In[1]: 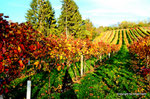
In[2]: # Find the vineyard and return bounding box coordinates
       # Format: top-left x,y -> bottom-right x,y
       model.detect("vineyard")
94,27 -> 150,45
1,9 -> 150,99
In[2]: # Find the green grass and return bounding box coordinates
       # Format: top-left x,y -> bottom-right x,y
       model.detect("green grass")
129,29 -> 138,40
111,30 -> 117,43
116,30 -> 120,44
125,30 -> 132,44
5,31 -> 150,98
138,27 -> 149,36
72,40 -> 150,98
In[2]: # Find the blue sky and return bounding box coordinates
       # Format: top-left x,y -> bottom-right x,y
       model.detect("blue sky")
0,0 -> 150,27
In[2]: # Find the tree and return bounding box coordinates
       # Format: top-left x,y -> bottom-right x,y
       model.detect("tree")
25,0 -> 57,36
58,0 -> 84,38
83,19 -> 99,40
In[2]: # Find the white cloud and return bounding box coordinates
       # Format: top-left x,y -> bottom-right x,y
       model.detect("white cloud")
77,0 -> 150,26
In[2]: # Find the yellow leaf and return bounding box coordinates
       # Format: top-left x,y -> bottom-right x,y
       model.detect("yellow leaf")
116,81 -> 119,84
75,89 -> 79,92
34,61 -> 39,67
18,46 -> 21,53
57,66 -> 61,71
59,44 -> 62,47
60,55 -> 63,60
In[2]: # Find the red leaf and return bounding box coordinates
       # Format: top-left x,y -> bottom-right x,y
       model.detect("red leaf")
2,47 -> 6,54
0,62 -> 4,73
4,16 -> 9,18
3,81 -> 6,84
0,88 -> 4,95
20,44 -> 25,51
0,43 -> 2,49
0,56 -> 3,61
5,68 -> 9,72
5,88 -> 9,93
14,50 -> 18,54
29,45 -> 36,51
36,42 -> 41,49
0,13 -> 3,17
18,60 -> 24,67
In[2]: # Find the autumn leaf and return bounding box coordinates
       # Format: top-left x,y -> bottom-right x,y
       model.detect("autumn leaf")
36,42 -> 40,49
0,13 -> 3,16
29,45 -> 36,51
41,93 -> 45,96
0,43 -> 2,49
13,50 -> 18,54
4,16 -> 9,18
89,93 -> 93,96
2,47 -> 6,54
18,60 -> 24,67
60,55 -> 63,60
18,46 -> 21,53
57,65 -> 61,71
5,88 -> 9,93
34,61 -> 39,67
74,89 -> 79,92
20,44 -> 25,51
0,56 -> 3,61
15,30 -> 21,35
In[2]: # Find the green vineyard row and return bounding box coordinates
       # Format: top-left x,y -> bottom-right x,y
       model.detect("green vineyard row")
94,27 -> 150,47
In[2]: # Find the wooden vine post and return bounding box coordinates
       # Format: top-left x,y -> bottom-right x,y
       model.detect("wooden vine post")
26,80 -> 31,99
99,55 -> 102,62
0,95 -> 3,99
108,53 -> 110,58
26,58 -> 31,99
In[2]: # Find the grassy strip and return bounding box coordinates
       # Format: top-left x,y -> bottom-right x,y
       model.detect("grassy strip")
110,30 -> 117,43
104,31 -> 112,43
107,31 -> 115,43
106,31 -> 113,42
129,29 -> 138,41
126,29 -> 135,41
123,30 -> 129,45
72,36 -> 150,98
138,27 -> 149,36
134,28 -> 146,37
116,30 -> 120,44
119,30 -> 123,46
131,29 -> 141,39
125,30 -> 132,44
101,31 -> 109,41
132,28 -> 143,38
111,30 -> 119,44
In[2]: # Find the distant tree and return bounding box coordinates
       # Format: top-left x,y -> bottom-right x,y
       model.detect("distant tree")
25,0 -> 57,36
96,26 -> 104,33
137,21 -> 145,27
83,19 -> 98,40
58,0 -> 84,38
119,21 -> 136,28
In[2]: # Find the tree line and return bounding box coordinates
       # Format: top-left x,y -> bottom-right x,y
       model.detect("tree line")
96,20 -> 150,33
25,0 -> 98,40
25,0 -> 150,39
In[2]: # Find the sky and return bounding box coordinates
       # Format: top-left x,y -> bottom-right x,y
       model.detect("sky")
0,0 -> 150,27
